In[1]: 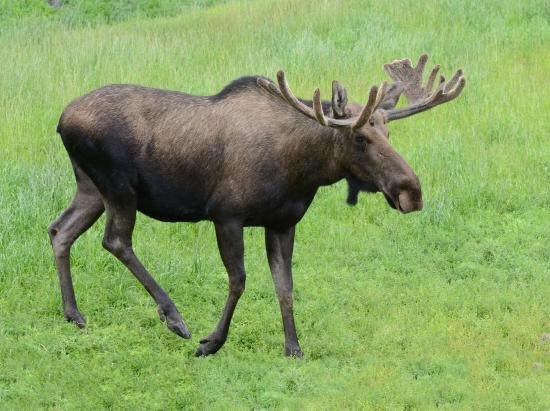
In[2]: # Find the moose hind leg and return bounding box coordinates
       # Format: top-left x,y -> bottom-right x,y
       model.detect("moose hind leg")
101,199 -> 191,339
265,226 -> 303,357
195,221 -> 245,356
48,174 -> 105,327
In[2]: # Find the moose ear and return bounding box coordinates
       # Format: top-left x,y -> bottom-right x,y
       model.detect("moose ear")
331,80 -> 348,119
379,82 -> 405,110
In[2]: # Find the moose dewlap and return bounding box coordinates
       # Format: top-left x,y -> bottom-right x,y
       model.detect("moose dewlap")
49,54 -> 465,357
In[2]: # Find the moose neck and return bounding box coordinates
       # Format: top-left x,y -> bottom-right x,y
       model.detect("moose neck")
283,122 -> 346,191
287,99 -> 347,188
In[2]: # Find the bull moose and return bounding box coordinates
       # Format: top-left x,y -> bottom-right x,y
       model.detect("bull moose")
48,54 -> 465,357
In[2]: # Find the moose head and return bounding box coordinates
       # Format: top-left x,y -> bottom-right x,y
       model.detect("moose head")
260,54 -> 466,211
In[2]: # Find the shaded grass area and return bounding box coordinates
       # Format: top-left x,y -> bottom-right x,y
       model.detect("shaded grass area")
0,0 -> 225,25
0,0 -> 549,408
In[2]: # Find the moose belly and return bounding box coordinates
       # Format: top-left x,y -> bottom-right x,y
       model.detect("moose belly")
135,170 -> 210,222
137,200 -> 207,222
243,199 -> 313,227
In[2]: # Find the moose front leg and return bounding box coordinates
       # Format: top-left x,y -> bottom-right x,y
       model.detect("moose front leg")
101,200 -> 191,339
265,226 -> 303,357
195,221 -> 246,356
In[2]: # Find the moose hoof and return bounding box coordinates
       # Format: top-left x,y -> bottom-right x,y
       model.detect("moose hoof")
158,305 -> 191,339
285,346 -> 304,358
167,319 -> 191,339
194,335 -> 224,357
65,309 -> 86,328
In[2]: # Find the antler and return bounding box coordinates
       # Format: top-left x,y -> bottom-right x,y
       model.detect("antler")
383,54 -> 466,121
258,71 -> 387,130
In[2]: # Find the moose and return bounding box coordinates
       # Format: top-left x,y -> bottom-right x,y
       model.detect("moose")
49,54 -> 465,357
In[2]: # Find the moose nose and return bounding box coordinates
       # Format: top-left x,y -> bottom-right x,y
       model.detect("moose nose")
398,191 -> 423,213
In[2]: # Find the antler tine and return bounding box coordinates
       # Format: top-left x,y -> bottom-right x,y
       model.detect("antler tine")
445,74 -> 466,98
351,84 -> 380,130
444,69 -> 463,93
415,54 -> 429,75
431,73 -> 465,104
312,88 -> 328,126
374,81 -> 388,109
276,70 -> 320,121
352,81 -> 390,130
425,65 -> 441,94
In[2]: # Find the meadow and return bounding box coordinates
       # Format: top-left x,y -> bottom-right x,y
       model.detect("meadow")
0,0 -> 549,408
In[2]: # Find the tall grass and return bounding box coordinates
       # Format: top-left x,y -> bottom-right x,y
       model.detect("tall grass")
0,0 -> 225,24
0,0 -> 548,408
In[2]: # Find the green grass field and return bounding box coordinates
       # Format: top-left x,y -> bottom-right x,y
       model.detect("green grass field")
0,0 -> 549,408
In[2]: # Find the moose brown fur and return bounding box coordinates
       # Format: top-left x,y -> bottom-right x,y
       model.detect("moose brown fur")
49,54 -> 465,357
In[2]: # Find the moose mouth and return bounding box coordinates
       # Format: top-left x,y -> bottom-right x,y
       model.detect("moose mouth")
383,191 -> 422,214
383,192 -> 399,210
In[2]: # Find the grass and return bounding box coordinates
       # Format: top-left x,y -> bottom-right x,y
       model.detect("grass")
0,0 -> 549,408
0,0 -> 224,25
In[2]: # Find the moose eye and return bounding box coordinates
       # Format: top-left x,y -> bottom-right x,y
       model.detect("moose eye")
369,119 -> 375,127
355,135 -> 365,144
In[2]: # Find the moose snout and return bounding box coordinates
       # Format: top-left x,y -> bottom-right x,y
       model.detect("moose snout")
397,190 -> 423,213
390,174 -> 423,213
